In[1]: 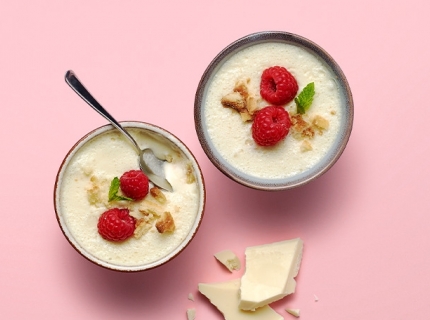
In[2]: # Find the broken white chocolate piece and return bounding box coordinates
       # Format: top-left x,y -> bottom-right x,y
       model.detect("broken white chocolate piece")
239,238 -> 303,311
199,279 -> 283,320
188,293 -> 194,301
186,308 -> 196,320
286,308 -> 300,317
214,250 -> 241,272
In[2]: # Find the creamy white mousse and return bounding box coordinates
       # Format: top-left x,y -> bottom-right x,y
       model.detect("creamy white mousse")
56,124 -> 203,269
203,41 -> 342,179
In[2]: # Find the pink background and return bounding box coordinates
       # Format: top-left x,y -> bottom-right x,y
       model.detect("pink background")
1,0 -> 429,319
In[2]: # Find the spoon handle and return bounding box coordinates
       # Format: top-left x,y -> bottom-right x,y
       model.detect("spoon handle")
64,70 -> 141,154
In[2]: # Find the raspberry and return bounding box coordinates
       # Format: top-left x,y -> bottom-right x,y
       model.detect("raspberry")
97,208 -> 136,241
260,66 -> 298,105
252,106 -> 291,146
119,170 -> 149,201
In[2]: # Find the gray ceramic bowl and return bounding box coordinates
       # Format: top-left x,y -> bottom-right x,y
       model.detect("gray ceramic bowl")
194,31 -> 353,191
54,121 -> 205,272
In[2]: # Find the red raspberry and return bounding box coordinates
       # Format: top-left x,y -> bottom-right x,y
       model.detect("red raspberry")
252,106 -> 291,146
119,170 -> 149,201
97,208 -> 136,242
260,66 -> 298,105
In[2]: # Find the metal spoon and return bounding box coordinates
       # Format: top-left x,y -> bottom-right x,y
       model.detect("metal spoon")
65,70 -> 173,192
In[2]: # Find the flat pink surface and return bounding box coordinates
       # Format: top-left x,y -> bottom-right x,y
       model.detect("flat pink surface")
1,1 -> 429,319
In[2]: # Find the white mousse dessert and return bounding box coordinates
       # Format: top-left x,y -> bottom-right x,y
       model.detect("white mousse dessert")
203,41 -> 343,180
56,124 -> 203,269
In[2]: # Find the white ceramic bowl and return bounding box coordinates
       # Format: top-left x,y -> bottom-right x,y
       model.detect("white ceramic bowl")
54,121 -> 205,272
194,31 -> 353,191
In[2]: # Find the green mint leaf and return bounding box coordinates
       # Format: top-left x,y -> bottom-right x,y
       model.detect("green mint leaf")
108,177 -> 120,201
295,82 -> 315,114
108,177 -> 132,202
110,194 -> 133,201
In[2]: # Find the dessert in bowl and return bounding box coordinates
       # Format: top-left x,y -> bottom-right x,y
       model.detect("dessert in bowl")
54,121 -> 205,272
195,31 -> 353,191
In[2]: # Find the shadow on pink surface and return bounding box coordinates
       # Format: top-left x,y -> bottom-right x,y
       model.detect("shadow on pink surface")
204,152 -> 356,237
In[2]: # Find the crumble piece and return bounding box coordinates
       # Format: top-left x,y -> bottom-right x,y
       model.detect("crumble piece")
291,114 -> 309,132
133,218 -> 152,239
290,114 -> 314,140
186,163 -> 196,184
291,113 -> 331,140
156,212 -> 176,233
302,127 -> 315,139
221,92 -> 246,112
312,115 -> 329,132
139,208 -> 160,221
150,187 -> 167,204
245,95 -> 259,116
300,140 -> 313,152
233,78 -> 250,99
86,175 -> 109,207
221,77 -> 260,122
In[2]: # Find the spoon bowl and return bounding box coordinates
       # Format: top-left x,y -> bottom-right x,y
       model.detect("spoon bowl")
65,70 -> 173,192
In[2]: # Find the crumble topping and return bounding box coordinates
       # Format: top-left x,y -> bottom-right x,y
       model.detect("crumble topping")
186,163 -> 196,184
290,113 -> 330,151
86,176 -> 109,207
133,218 -> 153,239
150,187 -> 167,204
156,212 -> 176,233
221,78 -> 261,122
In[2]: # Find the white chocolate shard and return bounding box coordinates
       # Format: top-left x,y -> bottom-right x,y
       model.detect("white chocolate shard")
286,308 -> 300,317
186,308 -> 196,320
239,238 -> 303,310
214,250 -> 241,272
199,279 -> 283,320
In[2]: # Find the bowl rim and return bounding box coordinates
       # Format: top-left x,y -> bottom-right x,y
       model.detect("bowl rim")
53,121 -> 206,272
194,30 -> 354,191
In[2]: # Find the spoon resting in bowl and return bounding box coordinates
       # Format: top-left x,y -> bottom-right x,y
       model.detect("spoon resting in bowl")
64,70 -> 173,192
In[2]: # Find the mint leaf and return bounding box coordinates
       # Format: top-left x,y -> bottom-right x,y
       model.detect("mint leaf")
108,177 -> 133,202
295,82 -> 315,114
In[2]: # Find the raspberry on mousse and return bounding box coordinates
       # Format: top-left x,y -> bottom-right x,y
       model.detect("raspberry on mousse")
260,66 -> 298,105
97,208 -> 136,242
252,105 -> 292,147
119,170 -> 149,201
